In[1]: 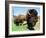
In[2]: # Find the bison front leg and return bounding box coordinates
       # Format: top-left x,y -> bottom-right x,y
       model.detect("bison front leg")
14,19 -> 19,26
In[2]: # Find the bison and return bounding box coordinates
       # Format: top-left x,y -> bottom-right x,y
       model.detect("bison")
26,9 -> 38,30
14,15 -> 27,26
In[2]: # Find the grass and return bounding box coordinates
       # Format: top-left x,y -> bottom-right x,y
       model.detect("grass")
12,19 -> 40,31
12,22 -> 28,31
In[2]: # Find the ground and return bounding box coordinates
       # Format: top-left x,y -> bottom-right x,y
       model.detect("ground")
12,19 -> 40,32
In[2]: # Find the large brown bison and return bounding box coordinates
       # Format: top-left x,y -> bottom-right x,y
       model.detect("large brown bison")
14,15 -> 27,26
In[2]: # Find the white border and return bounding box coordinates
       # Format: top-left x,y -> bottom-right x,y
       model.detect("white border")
9,4 -> 43,35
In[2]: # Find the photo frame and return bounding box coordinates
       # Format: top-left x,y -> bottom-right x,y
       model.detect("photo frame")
5,1 -> 45,37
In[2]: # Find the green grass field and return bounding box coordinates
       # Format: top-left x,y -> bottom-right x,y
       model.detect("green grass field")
12,18 -> 40,31
12,22 -> 28,31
